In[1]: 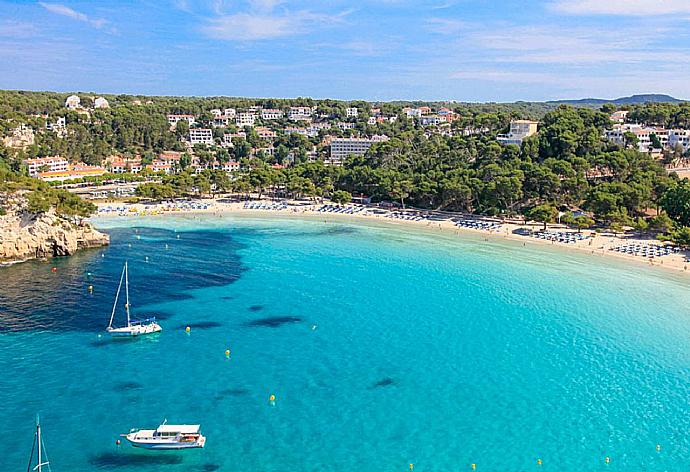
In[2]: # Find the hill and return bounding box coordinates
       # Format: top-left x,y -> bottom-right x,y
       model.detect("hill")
548,94 -> 684,106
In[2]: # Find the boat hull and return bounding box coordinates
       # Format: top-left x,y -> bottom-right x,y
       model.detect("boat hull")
125,435 -> 206,450
107,323 -> 162,337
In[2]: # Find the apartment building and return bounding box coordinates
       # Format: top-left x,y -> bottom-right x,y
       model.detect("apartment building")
329,135 -> 390,163
189,128 -> 214,145
24,156 -> 69,177
235,112 -> 256,127
497,120 -> 539,146
167,114 -> 196,127
261,109 -> 284,120
346,107 -> 358,118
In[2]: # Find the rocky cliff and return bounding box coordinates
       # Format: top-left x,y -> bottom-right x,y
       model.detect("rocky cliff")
0,194 -> 109,264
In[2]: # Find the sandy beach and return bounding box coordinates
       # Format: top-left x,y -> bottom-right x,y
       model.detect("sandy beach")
94,198 -> 690,275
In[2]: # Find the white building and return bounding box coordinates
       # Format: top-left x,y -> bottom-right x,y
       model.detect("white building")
403,107 -> 422,119
669,129 -> 690,151
497,120 -> 539,146
65,95 -> 81,109
213,116 -> 230,127
167,114 -> 196,127
210,109 -> 223,118
94,97 -> 109,109
610,110 -> 629,123
235,112 -> 256,127
261,109 -> 284,120
420,115 -> 442,126
605,124 -> 668,152
329,135 -> 390,164
189,128 -> 214,145
24,157 -> 69,177
289,106 -> 315,121
346,107 -> 358,118
46,116 -> 66,132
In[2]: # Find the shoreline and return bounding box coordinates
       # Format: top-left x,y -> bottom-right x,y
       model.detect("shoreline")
92,199 -> 690,277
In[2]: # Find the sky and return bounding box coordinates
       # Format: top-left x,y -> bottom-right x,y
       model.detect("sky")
1,0 -> 690,102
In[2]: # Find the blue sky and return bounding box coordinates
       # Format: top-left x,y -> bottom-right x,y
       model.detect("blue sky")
1,0 -> 690,101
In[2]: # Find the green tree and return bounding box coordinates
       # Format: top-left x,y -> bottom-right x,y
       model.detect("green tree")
526,203 -> 558,230
331,190 -> 352,205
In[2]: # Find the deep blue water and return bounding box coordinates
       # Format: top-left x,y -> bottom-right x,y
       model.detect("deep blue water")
2,214 -> 690,471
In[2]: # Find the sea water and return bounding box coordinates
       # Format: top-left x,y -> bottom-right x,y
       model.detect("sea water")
1,214 -> 690,471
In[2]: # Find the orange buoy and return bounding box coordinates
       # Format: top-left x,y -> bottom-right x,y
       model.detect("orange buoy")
51,267 -> 57,273
225,349 -> 230,357
537,458 -> 542,465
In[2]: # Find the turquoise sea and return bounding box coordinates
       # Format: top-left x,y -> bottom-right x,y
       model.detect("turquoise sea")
2,214 -> 690,471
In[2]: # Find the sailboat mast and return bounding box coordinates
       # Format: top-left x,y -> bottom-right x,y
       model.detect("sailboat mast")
125,261 -> 131,327
36,415 -> 41,472
107,264 -> 126,329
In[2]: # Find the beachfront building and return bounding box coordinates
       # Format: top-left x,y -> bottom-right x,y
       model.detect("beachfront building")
605,124 -> 669,153
497,120 -> 539,146
289,106 -> 315,121
94,97 -> 109,109
65,95 -> 80,109
167,114 -> 196,128
235,112 -> 256,128
189,128 -> 214,145
346,107 -> 358,118
106,156 -> 143,174
261,109 -> 284,120
24,156 -> 69,177
329,135 -> 390,164
146,161 -> 173,174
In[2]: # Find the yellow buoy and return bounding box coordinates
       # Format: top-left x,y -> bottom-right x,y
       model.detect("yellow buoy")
225,349 -> 230,357
409,464 -> 414,471
471,464 -> 476,470
185,326 -> 191,333
269,394 -> 276,405
537,458 -> 542,465
88,285 -> 93,292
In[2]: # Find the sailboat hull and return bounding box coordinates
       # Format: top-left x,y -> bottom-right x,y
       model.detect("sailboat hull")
107,322 -> 162,337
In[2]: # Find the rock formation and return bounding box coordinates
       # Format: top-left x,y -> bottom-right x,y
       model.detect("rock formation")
0,194 -> 109,264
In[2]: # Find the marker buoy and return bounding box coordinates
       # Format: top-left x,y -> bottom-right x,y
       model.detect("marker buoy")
605,457 -> 610,464
225,349 -> 230,357
88,285 -> 94,292
656,444 -> 661,452
136,235 -> 141,240
409,464 -> 414,471
177,235 -> 180,239
145,256 -> 149,262
269,394 -> 276,405
185,326 -> 191,333
165,244 -> 169,249
537,458 -> 542,465
51,267 -> 57,273
128,244 -> 132,248
471,464 -> 476,470
102,254 -> 105,257
116,439 -> 121,445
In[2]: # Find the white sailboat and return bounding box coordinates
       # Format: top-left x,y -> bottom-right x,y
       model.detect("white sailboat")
106,262 -> 162,337
26,415 -> 51,472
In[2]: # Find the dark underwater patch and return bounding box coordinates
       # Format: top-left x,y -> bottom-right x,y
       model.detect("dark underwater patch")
220,296 -> 234,300
89,452 -> 183,467
249,305 -> 264,312
370,377 -> 396,389
174,321 -> 223,330
243,316 -> 302,328
201,464 -> 221,471
0,226 -> 246,332
219,388 -> 250,396
113,381 -> 143,392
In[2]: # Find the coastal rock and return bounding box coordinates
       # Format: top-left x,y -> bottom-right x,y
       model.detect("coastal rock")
0,196 -> 109,264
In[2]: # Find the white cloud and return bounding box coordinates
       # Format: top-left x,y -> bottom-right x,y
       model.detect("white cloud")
38,2 -> 108,29
203,8 -> 350,41
549,0 -> 690,16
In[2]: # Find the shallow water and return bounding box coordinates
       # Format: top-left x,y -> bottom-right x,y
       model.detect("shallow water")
2,214 -> 690,471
